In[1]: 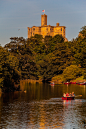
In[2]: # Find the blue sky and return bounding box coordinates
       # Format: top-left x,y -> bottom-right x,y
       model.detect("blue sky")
0,0 -> 86,46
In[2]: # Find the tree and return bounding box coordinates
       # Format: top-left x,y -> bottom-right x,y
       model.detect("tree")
44,35 -> 52,43
34,34 -> 43,40
79,26 -> 86,38
73,38 -> 86,68
83,69 -> 86,80
52,34 -> 64,43
63,65 -> 82,82
52,42 -> 74,73
36,53 -> 57,81
0,46 -> 20,91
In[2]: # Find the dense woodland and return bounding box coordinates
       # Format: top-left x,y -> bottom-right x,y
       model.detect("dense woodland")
0,26 -> 86,91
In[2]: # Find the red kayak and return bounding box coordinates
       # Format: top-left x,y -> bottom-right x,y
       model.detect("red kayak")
50,82 -> 55,86
64,82 -> 71,84
62,96 -> 75,100
77,82 -> 86,85
50,84 -> 55,86
70,82 -> 76,84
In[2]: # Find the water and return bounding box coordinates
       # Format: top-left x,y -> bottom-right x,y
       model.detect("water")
0,82 -> 86,129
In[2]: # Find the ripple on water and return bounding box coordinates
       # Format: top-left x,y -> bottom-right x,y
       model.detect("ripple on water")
0,98 -> 86,129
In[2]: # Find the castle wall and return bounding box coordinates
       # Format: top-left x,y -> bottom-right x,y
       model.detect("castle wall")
53,26 -> 65,38
27,26 -> 41,37
27,27 -> 31,38
41,26 -> 54,38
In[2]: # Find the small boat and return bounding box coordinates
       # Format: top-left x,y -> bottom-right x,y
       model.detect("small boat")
64,82 -> 71,85
70,82 -> 76,84
77,82 -> 86,85
62,96 -> 75,100
50,82 -> 55,86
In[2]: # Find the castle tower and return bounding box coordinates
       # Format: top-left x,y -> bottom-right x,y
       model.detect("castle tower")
41,14 -> 47,26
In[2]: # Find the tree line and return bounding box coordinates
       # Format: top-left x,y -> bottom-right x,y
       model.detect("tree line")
0,26 -> 86,91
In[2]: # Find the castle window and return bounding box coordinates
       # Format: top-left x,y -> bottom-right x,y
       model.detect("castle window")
33,33 -> 34,35
61,28 -> 62,31
46,28 -> 48,31
33,28 -> 35,31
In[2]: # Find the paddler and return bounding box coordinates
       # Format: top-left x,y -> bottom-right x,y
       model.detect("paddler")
66,92 -> 69,96
72,92 -> 75,96
63,93 -> 66,97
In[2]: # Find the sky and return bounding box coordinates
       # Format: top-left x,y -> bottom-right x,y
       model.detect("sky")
0,0 -> 86,47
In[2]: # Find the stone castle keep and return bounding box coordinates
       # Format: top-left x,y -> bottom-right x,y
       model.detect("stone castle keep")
27,14 -> 67,41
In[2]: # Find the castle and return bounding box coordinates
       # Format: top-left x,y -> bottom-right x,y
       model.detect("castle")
27,14 -> 67,41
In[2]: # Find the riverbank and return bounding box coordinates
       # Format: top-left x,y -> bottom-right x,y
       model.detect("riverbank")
20,76 -> 86,85
0,76 -> 85,95
20,79 -> 42,83
51,75 -> 86,84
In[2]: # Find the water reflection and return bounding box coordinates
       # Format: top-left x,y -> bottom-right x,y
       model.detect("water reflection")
0,81 -> 86,129
62,99 -> 86,128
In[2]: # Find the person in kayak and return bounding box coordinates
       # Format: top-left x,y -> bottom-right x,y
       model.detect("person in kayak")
63,92 -> 75,97
63,93 -> 66,97
69,93 -> 72,96
72,92 -> 75,96
66,93 -> 69,96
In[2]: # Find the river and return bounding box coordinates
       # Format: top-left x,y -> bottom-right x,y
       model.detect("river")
0,81 -> 86,129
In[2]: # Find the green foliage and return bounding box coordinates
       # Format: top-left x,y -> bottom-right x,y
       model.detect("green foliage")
18,54 -> 38,79
83,69 -> 86,79
52,43 -> 74,73
79,26 -> 86,37
0,46 -> 20,90
72,37 -> 86,68
3,26 -> 86,83
36,53 -> 57,81
52,34 -> 64,43
34,34 -> 43,40
44,35 -> 52,42
63,65 -> 82,82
